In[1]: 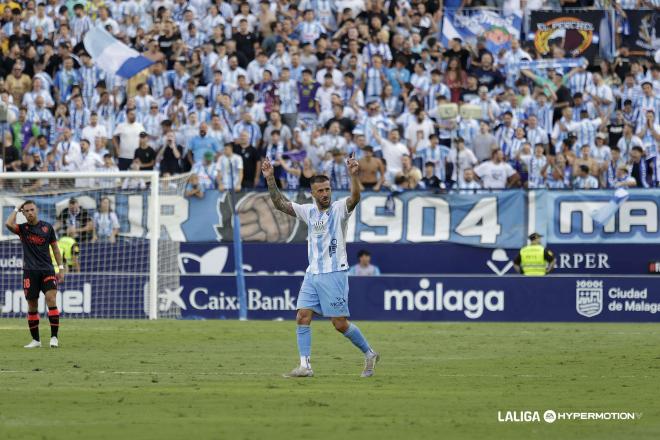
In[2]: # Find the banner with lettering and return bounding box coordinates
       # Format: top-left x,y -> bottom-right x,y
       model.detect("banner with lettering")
441,10 -> 522,55
529,11 -> 605,61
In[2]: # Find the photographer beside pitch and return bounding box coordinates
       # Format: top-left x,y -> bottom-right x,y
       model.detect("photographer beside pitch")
262,153 -> 379,378
6,201 -> 65,348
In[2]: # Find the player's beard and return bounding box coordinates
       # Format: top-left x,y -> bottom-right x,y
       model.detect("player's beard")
317,196 -> 331,210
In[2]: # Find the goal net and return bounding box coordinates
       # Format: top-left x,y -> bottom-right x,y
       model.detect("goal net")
0,171 -> 189,320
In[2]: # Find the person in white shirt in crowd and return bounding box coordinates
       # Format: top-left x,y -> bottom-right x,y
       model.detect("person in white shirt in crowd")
371,126 -> 408,175
73,138 -> 104,187
316,56 -> 344,89
405,108 -> 435,150
81,112 -> 108,148
474,148 -> 519,190
314,121 -> 347,154
247,52 -> 277,85
448,137 -> 478,187
216,143 -> 244,192
315,74 -> 338,116
57,127 -> 81,171
22,77 -> 54,110
223,55 -> 248,90
113,107 -> 145,170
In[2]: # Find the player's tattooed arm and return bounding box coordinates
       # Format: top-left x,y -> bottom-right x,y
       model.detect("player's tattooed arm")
262,158 -> 296,217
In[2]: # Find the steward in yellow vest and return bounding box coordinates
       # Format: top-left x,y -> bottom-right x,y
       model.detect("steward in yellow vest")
50,235 -> 80,273
513,233 -> 555,276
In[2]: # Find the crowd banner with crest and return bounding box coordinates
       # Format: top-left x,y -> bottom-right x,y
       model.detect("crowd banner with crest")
441,9 -> 522,54
529,11 -> 605,61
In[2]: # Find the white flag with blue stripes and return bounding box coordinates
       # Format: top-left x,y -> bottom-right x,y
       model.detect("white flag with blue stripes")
441,10 -> 522,54
83,27 -> 154,79
590,188 -> 629,226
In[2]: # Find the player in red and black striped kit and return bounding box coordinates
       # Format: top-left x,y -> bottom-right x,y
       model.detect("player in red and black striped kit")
5,201 -> 65,348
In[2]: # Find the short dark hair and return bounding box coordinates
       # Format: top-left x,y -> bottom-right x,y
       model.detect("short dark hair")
22,200 -> 37,209
357,249 -> 370,258
310,175 -> 330,185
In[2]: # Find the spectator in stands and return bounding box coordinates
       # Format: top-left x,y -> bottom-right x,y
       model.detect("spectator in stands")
358,145 -> 385,191
158,131 -> 185,176
629,146 -> 650,188
420,161 -> 441,190
448,137 -> 478,187
134,132 -> 157,171
396,155 -> 422,189
113,107 -> 144,171
474,149 -> 519,190
3,132 -> 21,172
184,173 -> 205,199
0,0 -> 655,194
348,250 -> 381,276
324,149 -> 350,190
472,121 -> 498,163
233,131 -> 260,189
216,143 -> 243,192
55,197 -> 93,242
92,197 -> 120,243
574,164 -> 600,189
192,151 -> 218,191
458,168 -> 482,193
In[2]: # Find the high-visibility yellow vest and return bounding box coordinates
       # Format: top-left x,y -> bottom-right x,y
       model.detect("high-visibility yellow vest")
50,236 -> 79,273
520,244 -> 547,276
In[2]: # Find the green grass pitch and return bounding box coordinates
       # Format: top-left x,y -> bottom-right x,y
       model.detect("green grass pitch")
1,320 -> 659,440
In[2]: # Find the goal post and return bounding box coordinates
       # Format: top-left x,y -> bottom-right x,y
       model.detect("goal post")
0,171 -> 186,320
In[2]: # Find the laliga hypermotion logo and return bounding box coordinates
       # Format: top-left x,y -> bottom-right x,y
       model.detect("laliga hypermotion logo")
535,17 -> 595,56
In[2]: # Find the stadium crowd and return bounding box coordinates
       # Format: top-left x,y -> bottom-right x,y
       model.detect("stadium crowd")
0,0 -> 658,195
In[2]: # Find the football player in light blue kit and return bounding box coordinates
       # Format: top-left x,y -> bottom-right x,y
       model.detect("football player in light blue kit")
262,154 -> 379,378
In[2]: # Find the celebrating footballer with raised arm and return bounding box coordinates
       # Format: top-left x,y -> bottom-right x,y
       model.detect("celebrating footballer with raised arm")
262,153 -> 379,378
6,201 -> 65,348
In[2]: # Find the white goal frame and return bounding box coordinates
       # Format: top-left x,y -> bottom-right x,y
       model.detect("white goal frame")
0,171 -> 160,320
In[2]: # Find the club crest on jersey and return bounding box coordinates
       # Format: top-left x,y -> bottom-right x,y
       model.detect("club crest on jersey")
41,226 -> 49,233
328,238 -> 337,257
